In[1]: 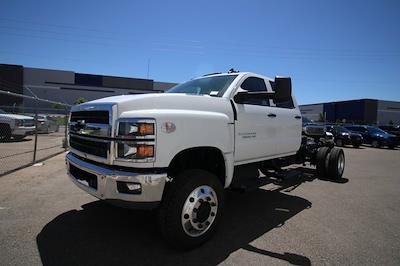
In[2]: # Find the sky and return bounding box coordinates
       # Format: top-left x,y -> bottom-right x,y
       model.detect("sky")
0,0 -> 399,104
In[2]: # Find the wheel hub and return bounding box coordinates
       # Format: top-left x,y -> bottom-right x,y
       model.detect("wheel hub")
181,185 -> 218,237
196,202 -> 211,223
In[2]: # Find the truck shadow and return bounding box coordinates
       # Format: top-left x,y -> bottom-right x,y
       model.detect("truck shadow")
36,189 -> 312,266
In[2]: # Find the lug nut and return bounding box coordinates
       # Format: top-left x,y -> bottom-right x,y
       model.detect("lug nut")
205,221 -> 210,226
198,224 -> 203,229
193,208 -> 198,212
206,197 -> 211,201
211,212 -> 215,217
189,197 -> 194,203
184,214 -> 189,219
211,202 -> 216,207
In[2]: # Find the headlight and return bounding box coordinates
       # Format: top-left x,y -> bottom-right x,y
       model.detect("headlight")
116,142 -> 155,161
15,120 -> 23,127
117,119 -> 155,139
116,118 -> 156,162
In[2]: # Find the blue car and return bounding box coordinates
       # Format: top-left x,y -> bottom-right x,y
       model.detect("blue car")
344,125 -> 397,149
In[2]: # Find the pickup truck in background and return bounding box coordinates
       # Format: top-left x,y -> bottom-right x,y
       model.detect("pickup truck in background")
66,71 -> 346,248
0,109 -> 35,141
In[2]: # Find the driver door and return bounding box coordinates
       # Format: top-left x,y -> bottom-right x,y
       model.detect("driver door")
233,76 -> 278,163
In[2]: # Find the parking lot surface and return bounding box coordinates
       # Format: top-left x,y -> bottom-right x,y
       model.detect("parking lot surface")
0,147 -> 400,266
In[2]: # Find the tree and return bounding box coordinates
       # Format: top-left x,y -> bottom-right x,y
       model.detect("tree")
52,103 -> 65,109
318,112 -> 325,122
73,97 -> 87,105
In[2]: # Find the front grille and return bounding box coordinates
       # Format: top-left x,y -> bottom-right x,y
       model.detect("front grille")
69,164 -> 98,189
69,135 -> 109,158
70,111 -> 109,124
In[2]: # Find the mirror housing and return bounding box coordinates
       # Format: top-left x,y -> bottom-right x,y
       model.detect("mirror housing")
272,76 -> 292,102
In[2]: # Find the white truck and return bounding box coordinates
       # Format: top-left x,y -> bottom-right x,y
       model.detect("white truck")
0,109 -> 35,141
66,71 -> 345,248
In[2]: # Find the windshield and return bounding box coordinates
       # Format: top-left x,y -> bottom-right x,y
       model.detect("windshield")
166,75 -> 238,97
0,109 -> 6,114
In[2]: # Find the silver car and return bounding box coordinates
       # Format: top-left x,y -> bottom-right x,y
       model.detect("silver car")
36,115 -> 59,133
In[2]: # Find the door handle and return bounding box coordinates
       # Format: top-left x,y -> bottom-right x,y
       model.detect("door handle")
295,116 -> 302,119
267,113 -> 277,118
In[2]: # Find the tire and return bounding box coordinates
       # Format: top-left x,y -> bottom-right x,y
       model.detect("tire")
353,142 -> 360,148
388,144 -> 395,149
326,147 -> 345,180
0,124 -> 11,141
158,169 -> 224,249
335,139 -> 343,147
371,140 -> 380,148
13,135 -> 25,141
316,147 -> 330,177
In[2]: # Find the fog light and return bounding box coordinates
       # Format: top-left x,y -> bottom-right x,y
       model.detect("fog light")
117,181 -> 142,194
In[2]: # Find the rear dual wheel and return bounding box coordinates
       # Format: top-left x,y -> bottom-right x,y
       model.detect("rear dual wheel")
316,147 -> 345,180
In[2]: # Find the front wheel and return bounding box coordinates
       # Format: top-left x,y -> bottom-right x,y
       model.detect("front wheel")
0,124 -> 11,141
158,169 -> 224,249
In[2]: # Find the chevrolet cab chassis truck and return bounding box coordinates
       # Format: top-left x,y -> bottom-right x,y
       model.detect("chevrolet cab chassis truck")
66,71 -> 345,249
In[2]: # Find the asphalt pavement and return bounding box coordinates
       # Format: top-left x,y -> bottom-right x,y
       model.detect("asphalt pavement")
0,146 -> 399,265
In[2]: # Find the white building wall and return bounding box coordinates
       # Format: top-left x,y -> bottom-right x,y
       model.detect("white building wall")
299,104 -> 324,121
377,101 -> 400,125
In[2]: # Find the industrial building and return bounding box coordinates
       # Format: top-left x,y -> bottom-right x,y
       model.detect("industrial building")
300,99 -> 400,125
0,64 -> 177,112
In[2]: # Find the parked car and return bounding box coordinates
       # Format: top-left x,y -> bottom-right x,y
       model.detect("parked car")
344,125 -> 397,149
0,109 -> 35,141
379,125 -> 400,135
326,125 -> 363,148
36,115 -> 59,133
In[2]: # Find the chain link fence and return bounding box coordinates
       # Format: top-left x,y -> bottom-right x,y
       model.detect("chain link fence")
0,90 -> 70,176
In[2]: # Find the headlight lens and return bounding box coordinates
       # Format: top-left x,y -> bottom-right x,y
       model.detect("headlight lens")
15,120 -> 23,127
116,118 -> 156,162
117,119 -> 155,139
117,142 -> 154,160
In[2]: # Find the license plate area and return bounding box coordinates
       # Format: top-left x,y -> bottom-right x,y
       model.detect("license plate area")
69,164 -> 98,189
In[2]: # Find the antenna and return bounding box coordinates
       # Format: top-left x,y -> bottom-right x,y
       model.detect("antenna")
147,58 -> 151,79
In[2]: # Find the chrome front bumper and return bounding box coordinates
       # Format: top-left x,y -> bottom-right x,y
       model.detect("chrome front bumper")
66,152 -> 167,209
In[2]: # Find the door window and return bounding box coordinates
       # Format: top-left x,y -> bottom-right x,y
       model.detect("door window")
240,77 -> 269,106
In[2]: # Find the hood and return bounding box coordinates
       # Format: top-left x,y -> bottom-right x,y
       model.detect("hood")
80,93 -> 234,119
0,113 -> 34,120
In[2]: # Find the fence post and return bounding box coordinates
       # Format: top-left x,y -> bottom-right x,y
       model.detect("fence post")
32,100 -> 38,163
63,107 -> 68,149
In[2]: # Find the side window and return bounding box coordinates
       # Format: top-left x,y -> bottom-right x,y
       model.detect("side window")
270,81 -> 294,109
240,77 -> 269,106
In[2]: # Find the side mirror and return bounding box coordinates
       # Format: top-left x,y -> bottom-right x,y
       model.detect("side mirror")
273,77 -> 292,102
233,91 -> 248,103
234,90 -> 276,104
